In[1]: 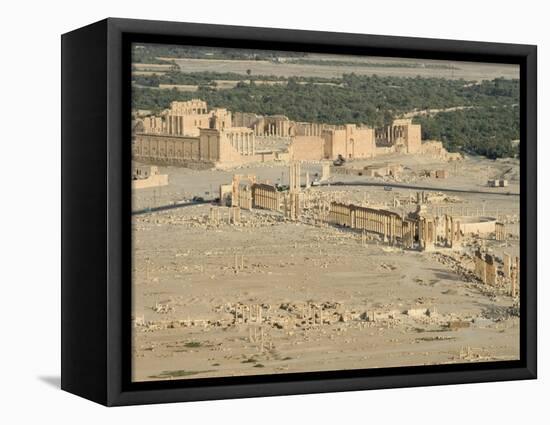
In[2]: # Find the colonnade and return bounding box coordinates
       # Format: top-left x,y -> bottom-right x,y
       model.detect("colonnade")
227,130 -> 255,155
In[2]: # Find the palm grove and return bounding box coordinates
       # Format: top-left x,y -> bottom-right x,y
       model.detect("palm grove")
132,71 -> 519,159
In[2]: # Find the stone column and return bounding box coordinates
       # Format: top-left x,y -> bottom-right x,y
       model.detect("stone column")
510,258 -> 519,297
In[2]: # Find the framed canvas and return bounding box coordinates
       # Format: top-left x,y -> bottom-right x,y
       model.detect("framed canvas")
61,18 -> 537,406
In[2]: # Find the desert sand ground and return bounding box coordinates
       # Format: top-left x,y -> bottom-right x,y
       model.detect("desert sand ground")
131,154 -> 520,382
169,57 -> 518,81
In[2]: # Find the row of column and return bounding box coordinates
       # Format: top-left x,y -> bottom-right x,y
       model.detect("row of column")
234,304 -> 262,324
418,217 -> 435,251
252,186 -> 280,211
253,121 -> 289,137
327,203 -> 404,242
239,188 -> 252,210
289,161 -> 301,192
352,207 -> 402,241
495,222 -> 506,241
228,132 -> 255,155
171,105 -> 207,115
328,203 -> 352,227
402,220 -> 416,248
143,116 -> 164,133
167,115 -> 184,135
287,193 -> 301,221
299,123 -> 324,136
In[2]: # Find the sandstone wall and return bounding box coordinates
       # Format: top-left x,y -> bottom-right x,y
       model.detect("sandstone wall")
289,136 -> 325,161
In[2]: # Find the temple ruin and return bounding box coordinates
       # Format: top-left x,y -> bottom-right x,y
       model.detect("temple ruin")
133,99 -> 449,168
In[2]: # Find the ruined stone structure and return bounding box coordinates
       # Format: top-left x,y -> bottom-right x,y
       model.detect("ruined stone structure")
141,100 -> 210,137
472,250 -> 517,294
238,185 -> 253,210
495,222 -> 506,241
322,124 -> 376,160
132,165 -> 168,190
375,119 -> 421,154
230,206 -> 241,224
288,161 -> 302,220
326,201 -> 465,251
251,183 -> 280,211
474,250 -> 487,283
419,140 -> 455,159
232,112 -> 260,129
134,99 -> 436,167
289,161 -> 301,193
231,174 -> 256,208
401,219 -> 418,249
133,127 -> 255,167
289,136 -> 325,161
219,184 -> 232,206
435,170 -> 449,179
328,202 -> 354,227
240,115 -> 292,137
510,267 -> 518,297
511,256 -> 520,297
233,304 -> 263,325
260,115 -> 291,137
418,216 -> 436,251
459,216 -> 497,235
503,252 -> 511,278
474,251 -> 497,285
209,207 -> 221,224
292,121 -> 330,137
485,254 -> 497,285
135,100 -> 254,167
133,133 -> 207,166
408,205 -> 435,251
209,108 -> 232,132
321,161 -> 331,181
222,127 -> 256,156
362,163 -> 403,177
443,214 -> 462,248
328,202 -> 404,243
488,179 -> 509,187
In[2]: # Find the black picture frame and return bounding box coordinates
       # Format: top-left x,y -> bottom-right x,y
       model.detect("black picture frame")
61,17 -> 537,406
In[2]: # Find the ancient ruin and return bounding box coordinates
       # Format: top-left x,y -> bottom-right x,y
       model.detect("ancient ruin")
130,46 -> 521,383
132,165 -> 168,190
133,99 -> 455,169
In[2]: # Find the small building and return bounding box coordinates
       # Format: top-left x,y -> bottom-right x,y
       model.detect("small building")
487,179 -> 509,187
363,163 -> 403,177
421,169 -> 448,179
435,170 -> 449,179
132,165 -> 168,190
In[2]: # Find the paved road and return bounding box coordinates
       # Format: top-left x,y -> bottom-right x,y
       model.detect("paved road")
330,180 -> 519,197
132,199 -> 213,216
132,181 -> 518,216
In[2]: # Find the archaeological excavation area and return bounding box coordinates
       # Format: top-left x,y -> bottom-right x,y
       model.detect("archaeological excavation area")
131,153 -> 520,382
